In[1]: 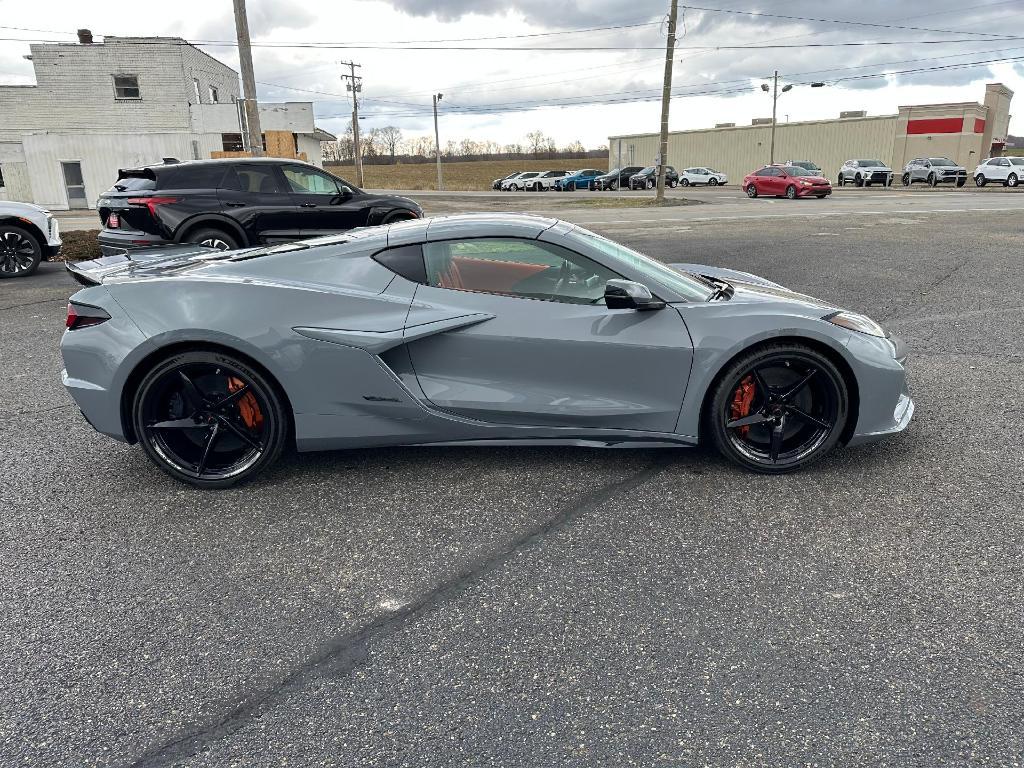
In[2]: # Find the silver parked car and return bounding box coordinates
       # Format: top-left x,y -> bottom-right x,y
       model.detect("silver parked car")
837,159 -> 893,187
0,201 -> 62,278
62,213 -> 913,487
972,156 -> 1024,187
901,157 -> 967,187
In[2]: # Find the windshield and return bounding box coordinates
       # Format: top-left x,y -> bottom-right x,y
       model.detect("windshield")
782,166 -> 815,176
858,160 -> 885,167
706,168 -> 719,173
605,168 -> 620,175
565,227 -> 713,302
930,158 -> 956,166
520,173 -> 539,179
639,166 -> 655,174
1010,158 -> 1024,166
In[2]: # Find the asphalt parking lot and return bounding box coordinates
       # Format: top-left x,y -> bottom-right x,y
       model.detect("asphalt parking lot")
3,191 -> 1024,766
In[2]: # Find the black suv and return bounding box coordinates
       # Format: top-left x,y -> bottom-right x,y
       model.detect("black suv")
629,166 -> 679,189
590,166 -> 643,191
96,158 -> 422,254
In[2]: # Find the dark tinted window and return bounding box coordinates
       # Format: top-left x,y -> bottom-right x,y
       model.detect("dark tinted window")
161,165 -> 228,190
373,244 -> 427,284
221,133 -> 245,152
113,176 -> 156,192
225,164 -> 285,194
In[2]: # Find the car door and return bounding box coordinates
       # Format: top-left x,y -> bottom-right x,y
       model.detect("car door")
691,168 -> 708,184
218,163 -> 301,243
991,157 -> 1010,180
915,159 -> 931,182
757,167 -> 780,194
404,236 -> 692,431
280,164 -> 363,235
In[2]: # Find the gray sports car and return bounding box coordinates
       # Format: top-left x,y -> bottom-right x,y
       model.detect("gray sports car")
61,214 -> 913,488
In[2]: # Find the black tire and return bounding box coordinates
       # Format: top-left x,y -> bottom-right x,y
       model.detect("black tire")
381,210 -> 418,224
955,178 -> 966,188
838,175 -> 845,187
785,184 -> 797,199
709,177 -> 719,186
902,173 -> 911,186
610,180 -> 618,191
185,227 -> 240,251
646,178 -> 655,190
1007,173 -> 1018,188
928,173 -> 938,187
975,174 -> 986,187
707,343 -> 849,474
132,349 -> 289,488
745,184 -> 758,198
855,174 -> 863,187
0,224 -> 43,278
681,178 -> 690,187
669,178 -> 678,188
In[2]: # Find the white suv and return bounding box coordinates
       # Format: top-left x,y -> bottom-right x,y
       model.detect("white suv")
501,172 -> 539,191
838,159 -> 893,187
973,156 -> 1024,187
680,167 -> 727,186
534,170 -> 569,191
0,201 -> 62,278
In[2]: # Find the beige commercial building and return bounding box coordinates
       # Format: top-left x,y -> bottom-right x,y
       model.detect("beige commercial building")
608,83 -> 1013,182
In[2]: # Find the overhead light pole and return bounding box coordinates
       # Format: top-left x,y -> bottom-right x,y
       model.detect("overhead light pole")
761,73 -> 825,164
433,93 -> 444,191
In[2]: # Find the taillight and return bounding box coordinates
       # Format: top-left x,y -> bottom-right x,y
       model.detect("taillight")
66,302 -> 111,330
107,212 -> 120,228
126,196 -> 180,218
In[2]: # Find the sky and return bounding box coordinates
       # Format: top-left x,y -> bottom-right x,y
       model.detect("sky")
1,0 -> 1022,150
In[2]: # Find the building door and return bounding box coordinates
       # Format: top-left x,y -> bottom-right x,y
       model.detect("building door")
61,162 -> 87,209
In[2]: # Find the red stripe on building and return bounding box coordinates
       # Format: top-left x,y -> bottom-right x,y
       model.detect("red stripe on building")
906,117 -> 964,135
974,118 -> 986,133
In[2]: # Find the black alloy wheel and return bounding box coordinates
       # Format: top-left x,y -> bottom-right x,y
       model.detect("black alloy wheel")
132,350 -> 288,488
709,177 -> 718,186
187,228 -> 239,251
0,225 -> 42,278
785,185 -> 798,199
708,344 -> 848,473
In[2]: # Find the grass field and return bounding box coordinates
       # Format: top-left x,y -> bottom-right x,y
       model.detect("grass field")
324,158 -> 608,191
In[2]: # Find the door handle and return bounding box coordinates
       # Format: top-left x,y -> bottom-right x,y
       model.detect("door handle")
300,202 -> 317,208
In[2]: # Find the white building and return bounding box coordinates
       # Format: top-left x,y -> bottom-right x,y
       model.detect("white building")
0,31 -> 333,209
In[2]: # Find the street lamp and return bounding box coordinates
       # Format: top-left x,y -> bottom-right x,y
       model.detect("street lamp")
761,73 -> 825,164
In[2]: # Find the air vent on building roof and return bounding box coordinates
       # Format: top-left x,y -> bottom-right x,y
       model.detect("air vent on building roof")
840,110 -> 867,119
715,122 -> 736,128
751,117 -> 774,125
77,29 -> 93,45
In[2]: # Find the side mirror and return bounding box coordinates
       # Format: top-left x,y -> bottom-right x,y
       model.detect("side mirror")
604,279 -> 665,311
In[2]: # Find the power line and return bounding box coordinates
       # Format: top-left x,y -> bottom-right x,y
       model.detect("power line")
679,3 -> 1021,39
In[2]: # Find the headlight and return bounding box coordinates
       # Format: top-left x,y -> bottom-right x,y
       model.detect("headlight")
825,311 -> 887,338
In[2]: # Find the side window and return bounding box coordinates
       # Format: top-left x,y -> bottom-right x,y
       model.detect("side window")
282,165 -> 342,195
423,238 -> 620,304
113,74 -> 141,99
373,244 -> 427,284
996,158 -> 1010,166
230,164 -> 284,194
162,165 -> 227,190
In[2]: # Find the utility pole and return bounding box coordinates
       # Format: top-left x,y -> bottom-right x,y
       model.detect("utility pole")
232,0 -> 263,156
341,61 -> 364,187
433,93 -> 444,191
655,0 -> 679,202
769,70 -> 779,165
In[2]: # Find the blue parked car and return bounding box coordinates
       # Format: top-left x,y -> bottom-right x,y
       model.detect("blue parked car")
553,168 -> 603,191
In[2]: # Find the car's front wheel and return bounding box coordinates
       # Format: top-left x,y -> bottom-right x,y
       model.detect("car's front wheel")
975,174 -> 987,187
707,343 -> 849,473
785,185 -> 797,199
928,173 -> 938,187
745,184 -> 758,198
709,177 -> 718,186
132,349 -> 289,488
902,173 -> 911,186
186,227 -> 240,251
0,224 -> 43,278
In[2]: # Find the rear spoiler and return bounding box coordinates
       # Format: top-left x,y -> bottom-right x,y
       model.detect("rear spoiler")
116,167 -> 158,182
66,244 -> 219,286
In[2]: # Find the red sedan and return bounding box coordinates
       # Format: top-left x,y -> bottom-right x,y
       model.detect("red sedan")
743,165 -> 832,199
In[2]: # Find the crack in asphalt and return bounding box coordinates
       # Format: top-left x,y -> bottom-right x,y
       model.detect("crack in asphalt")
124,456 -> 673,768
0,296 -> 68,312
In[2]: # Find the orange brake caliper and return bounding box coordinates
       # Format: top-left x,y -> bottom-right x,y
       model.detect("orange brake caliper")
730,375 -> 757,437
227,377 -> 264,431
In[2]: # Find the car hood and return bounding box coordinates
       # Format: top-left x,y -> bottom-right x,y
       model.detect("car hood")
0,201 -> 48,216
361,192 -> 421,211
669,263 -> 837,312
795,175 -> 830,183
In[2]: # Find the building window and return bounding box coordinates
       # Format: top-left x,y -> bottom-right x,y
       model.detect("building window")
0,166 -> 5,188
193,78 -> 201,103
221,133 -> 245,152
209,86 -> 219,103
113,74 -> 141,99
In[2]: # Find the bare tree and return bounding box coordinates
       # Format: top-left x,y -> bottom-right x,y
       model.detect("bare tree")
526,130 -> 549,157
563,139 -> 585,154
376,125 -> 403,163
335,122 -> 355,161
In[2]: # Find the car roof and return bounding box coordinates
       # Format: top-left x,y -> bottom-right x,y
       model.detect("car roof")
383,212 -> 560,247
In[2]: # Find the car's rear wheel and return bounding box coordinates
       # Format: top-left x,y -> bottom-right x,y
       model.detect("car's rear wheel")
186,227 -> 240,251
1007,173 -> 1018,188
0,224 -> 43,278
902,173 -> 911,186
132,350 -> 289,488
745,184 -> 757,198
708,344 -> 848,473
669,178 -> 678,188
785,185 -> 797,199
